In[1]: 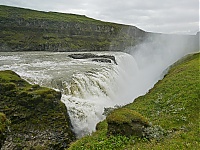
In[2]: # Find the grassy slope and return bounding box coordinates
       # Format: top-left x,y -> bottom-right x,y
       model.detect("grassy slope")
68,53 -> 200,150
1,5 -> 138,51
0,5 -> 110,24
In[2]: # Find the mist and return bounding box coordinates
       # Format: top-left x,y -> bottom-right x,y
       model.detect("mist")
123,33 -> 198,99
65,33 -> 199,137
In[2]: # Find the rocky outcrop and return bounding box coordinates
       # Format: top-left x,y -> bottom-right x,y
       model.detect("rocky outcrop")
92,58 -> 112,64
0,70 -> 75,149
106,108 -> 150,137
68,53 -> 117,64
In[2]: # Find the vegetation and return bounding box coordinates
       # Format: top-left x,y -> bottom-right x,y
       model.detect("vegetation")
0,5 -> 111,24
0,113 -> 10,148
0,70 -> 75,149
68,53 -> 199,149
0,5 -> 145,52
106,108 -> 149,137
106,108 -> 149,125
0,113 -> 8,133
1,5 -> 197,52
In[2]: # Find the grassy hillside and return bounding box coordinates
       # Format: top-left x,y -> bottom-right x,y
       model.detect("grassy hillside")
68,52 -> 199,150
0,5 -> 146,52
0,5 -> 198,52
0,5 -> 111,24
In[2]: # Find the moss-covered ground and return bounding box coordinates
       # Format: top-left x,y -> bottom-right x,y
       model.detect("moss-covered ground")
0,70 -> 75,149
68,52 -> 199,150
0,112 -> 10,147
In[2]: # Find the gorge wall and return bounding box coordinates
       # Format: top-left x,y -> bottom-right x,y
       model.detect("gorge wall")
0,5 -> 198,52
0,5 -> 147,52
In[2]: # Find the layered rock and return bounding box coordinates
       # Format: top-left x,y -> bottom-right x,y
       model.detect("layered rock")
0,70 -> 75,149
0,5 -> 146,52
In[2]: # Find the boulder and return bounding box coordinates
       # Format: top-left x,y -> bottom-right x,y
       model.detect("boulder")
106,108 -> 149,137
0,70 -> 75,149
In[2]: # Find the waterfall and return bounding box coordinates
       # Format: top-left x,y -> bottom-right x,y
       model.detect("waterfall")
0,34 -> 197,138
54,53 -> 139,137
0,52 -> 140,138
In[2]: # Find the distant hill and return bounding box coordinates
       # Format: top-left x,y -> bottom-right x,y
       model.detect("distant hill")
0,5 -> 198,52
0,5 -> 147,52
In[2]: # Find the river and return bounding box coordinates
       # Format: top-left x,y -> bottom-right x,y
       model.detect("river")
0,43 -> 196,137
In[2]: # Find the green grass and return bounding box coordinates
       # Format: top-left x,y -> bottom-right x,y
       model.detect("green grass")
0,5 -> 142,51
68,52 -> 200,150
0,5 -> 117,26
106,108 -> 149,125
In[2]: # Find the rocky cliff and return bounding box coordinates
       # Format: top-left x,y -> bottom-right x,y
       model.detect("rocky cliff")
0,5 -> 147,52
0,70 -> 75,149
0,5 -> 198,52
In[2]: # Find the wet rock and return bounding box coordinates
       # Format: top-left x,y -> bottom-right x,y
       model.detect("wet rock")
0,70 -> 75,149
92,58 -> 112,63
68,53 -> 117,64
68,53 -> 97,59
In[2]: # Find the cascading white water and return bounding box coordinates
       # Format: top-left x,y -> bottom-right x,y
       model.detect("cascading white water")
0,51 -> 140,137
60,53 -> 139,137
0,35 -> 197,137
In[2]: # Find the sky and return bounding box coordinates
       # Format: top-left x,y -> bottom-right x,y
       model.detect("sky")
0,0 -> 199,35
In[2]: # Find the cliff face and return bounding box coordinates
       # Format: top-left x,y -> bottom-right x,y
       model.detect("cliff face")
0,5 -> 147,52
0,5 -> 198,52
0,70 -> 75,149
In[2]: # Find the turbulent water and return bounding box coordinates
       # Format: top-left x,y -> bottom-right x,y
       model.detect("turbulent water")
0,41 -> 196,137
0,52 -> 139,137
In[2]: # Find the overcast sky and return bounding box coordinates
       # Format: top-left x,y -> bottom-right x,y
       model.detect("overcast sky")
0,0 -> 199,35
